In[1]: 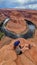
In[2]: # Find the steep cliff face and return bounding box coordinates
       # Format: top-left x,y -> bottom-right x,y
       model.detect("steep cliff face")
0,9 -> 37,65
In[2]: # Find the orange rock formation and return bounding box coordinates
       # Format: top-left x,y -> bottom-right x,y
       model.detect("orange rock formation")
0,9 -> 37,65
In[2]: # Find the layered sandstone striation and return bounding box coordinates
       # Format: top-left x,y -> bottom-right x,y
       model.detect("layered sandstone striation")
0,9 -> 37,65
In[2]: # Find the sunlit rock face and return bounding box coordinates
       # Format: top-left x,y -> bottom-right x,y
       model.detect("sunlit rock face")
0,9 -> 37,65
0,9 -> 37,34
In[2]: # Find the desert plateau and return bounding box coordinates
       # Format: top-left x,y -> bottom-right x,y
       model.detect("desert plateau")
0,9 -> 37,65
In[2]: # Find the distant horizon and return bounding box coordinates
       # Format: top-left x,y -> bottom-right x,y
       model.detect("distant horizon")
0,0 -> 37,10
0,8 -> 37,11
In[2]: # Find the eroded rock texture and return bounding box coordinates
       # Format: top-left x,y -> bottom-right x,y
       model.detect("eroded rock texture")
0,9 -> 37,65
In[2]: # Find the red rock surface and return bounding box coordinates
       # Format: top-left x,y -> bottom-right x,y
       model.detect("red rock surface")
0,9 -> 37,65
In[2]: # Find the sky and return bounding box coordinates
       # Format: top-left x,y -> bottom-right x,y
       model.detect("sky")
0,0 -> 37,10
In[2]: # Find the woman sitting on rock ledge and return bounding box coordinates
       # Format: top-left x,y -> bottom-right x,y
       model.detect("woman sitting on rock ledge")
14,40 -> 35,55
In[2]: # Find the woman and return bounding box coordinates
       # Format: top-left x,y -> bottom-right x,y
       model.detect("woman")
14,40 -> 35,55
